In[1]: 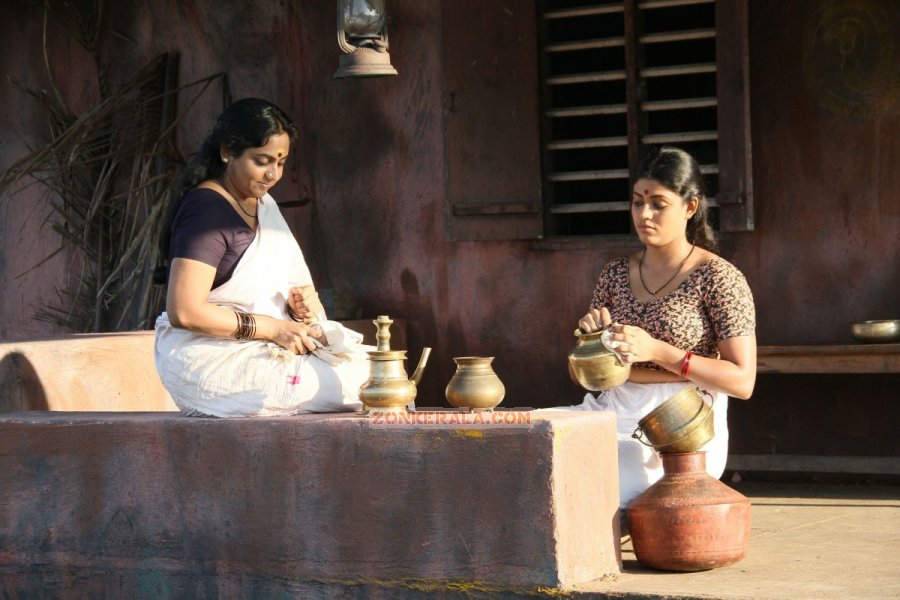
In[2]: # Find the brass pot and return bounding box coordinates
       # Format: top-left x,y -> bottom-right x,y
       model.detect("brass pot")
359,348 -> 431,412
632,386 -> 714,454
445,356 -> 505,411
568,329 -> 631,392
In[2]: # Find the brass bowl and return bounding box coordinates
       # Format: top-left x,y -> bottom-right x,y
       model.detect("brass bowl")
632,386 -> 714,454
850,320 -> 900,343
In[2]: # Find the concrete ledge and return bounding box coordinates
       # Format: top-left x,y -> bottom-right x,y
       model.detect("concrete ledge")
0,410 -> 620,595
0,331 -> 176,412
0,319 -> 402,413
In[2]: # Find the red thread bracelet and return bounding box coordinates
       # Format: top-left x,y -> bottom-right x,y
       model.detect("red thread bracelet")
679,351 -> 693,380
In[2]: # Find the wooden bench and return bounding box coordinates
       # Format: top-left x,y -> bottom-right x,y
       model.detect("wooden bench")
756,343 -> 900,374
727,343 -> 900,476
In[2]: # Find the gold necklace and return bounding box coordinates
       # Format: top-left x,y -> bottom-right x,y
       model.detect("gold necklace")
639,244 -> 695,296
218,179 -> 257,218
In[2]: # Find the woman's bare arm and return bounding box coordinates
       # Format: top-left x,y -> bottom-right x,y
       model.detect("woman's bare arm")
611,323 -> 756,399
166,257 -> 320,353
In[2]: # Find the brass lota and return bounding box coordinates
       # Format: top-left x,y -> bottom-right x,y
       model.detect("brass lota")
568,328 -> 631,391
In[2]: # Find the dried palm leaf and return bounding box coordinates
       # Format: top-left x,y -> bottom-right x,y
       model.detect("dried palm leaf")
2,3 -> 227,332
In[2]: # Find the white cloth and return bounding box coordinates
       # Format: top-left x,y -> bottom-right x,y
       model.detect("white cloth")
543,381 -> 729,508
154,193 -> 370,417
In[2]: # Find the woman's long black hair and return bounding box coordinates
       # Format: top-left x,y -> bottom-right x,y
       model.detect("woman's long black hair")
154,98 -> 298,284
635,145 -> 717,252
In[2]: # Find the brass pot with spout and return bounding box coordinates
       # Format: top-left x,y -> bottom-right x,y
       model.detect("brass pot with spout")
359,315 -> 431,412
568,327 -> 631,391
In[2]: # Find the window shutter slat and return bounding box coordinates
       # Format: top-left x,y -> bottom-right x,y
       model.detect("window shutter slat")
625,0 -> 645,183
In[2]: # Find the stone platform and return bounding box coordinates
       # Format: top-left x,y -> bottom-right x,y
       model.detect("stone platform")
0,410 -> 621,597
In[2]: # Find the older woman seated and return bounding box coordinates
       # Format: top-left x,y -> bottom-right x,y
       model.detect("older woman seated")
154,98 -> 369,417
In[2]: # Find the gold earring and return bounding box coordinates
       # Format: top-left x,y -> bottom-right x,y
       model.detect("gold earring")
222,157 -> 229,163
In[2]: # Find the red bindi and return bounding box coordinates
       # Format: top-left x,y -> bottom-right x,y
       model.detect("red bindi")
643,189 -> 650,196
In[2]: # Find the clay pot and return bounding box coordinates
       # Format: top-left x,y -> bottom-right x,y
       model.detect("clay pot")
626,452 -> 751,572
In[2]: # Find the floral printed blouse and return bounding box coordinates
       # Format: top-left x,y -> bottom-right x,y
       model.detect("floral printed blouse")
590,256 -> 756,370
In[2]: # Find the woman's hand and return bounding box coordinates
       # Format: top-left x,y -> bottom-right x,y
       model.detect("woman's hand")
578,307 -> 612,333
271,320 -> 325,355
607,323 -> 660,364
288,284 -> 323,322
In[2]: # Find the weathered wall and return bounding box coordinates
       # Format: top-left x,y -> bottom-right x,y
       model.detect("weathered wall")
0,4 -> 96,339
729,0 -> 900,460
0,2 -> 897,456
744,0 -> 899,339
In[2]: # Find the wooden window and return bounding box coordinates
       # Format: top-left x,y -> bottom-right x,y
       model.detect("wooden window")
441,0 -> 751,241
538,0 -> 753,236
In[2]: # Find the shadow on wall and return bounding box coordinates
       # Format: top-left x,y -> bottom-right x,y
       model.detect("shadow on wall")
0,352 -> 48,411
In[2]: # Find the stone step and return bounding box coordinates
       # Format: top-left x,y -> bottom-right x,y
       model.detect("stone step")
0,410 -> 621,595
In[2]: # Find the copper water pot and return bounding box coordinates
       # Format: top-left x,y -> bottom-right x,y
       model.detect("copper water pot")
626,452 -> 751,572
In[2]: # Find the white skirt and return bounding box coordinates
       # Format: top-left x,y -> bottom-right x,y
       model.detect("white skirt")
547,381 -> 729,508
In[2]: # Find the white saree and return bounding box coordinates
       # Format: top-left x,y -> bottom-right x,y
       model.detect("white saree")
154,194 -> 370,417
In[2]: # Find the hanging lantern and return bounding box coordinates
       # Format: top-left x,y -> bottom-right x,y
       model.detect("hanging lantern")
335,0 -> 398,78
